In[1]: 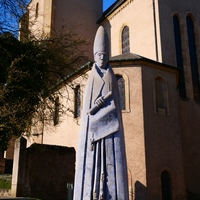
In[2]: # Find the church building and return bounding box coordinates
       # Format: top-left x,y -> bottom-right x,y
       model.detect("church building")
16,0 -> 200,199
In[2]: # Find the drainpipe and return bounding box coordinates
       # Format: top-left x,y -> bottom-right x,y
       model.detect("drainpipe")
152,0 -> 159,61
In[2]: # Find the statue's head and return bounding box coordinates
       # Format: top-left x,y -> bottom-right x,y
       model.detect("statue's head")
93,26 -> 109,69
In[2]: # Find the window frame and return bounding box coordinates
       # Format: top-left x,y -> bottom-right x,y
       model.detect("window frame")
121,26 -> 130,54
153,76 -> 169,115
173,14 -> 187,98
186,14 -> 200,100
54,97 -> 59,126
160,170 -> 173,200
35,2 -> 39,19
115,73 -> 130,113
74,85 -> 81,118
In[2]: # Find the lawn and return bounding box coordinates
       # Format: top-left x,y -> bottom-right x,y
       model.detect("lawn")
0,174 -> 12,189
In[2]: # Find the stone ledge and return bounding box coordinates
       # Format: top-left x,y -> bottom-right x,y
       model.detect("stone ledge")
0,189 -> 11,197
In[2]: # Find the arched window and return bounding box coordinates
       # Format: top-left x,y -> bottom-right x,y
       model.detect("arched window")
122,26 -> 130,54
155,77 -> 168,114
186,15 -> 200,100
173,15 -> 186,98
161,171 -> 172,200
35,3 -> 39,19
74,85 -> 81,118
116,75 -> 125,110
54,97 -> 59,125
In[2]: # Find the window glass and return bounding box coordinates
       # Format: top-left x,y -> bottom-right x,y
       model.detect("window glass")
155,77 -> 169,114
54,97 -> 59,125
35,3 -> 39,19
186,16 -> 200,100
74,85 -> 81,118
161,171 -> 172,200
122,26 -> 130,54
116,75 -> 125,110
173,15 -> 186,98
155,77 -> 165,110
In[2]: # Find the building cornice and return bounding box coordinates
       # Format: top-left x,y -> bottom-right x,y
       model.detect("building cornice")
98,0 -> 133,25
109,55 -> 180,86
53,53 -> 180,90
49,61 -> 93,92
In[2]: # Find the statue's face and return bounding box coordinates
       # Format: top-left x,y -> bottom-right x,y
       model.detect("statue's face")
94,52 -> 109,69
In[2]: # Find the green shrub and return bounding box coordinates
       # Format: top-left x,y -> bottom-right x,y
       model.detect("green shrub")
0,174 -> 12,189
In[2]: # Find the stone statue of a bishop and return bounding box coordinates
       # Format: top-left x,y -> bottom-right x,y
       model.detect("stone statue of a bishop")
73,26 -> 129,200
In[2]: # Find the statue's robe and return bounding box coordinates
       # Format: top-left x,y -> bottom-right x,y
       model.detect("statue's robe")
73,64 -> 129,200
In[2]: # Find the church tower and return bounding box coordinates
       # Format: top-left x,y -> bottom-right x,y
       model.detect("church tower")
23,0 -> 103,59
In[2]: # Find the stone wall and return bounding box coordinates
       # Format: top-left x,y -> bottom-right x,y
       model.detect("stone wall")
0,189 -> 11,197
23,143 -> 75,200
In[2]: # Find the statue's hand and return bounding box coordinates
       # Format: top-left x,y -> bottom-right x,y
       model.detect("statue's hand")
95,96 -> 105,108
88,92 -> 112,115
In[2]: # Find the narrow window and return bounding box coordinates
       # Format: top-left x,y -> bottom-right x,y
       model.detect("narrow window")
155,77 -> 167,114
186,16 -> 200,100
173,15 -> 186,98
122,26 -> 130,54
161,171 -> 172,200
116,75 -> 125,110
20,12 -> 29,41
74,85 -> 81,118
54,97 -> 59,125
35,3 -> 39,19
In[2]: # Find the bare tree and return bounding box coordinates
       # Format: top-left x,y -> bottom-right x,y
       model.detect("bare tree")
0,24 -> 90,151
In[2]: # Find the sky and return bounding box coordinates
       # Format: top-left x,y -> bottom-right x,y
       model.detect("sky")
103,0 -> 117,11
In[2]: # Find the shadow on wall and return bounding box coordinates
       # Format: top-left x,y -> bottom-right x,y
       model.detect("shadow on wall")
12,141 -> 76,200
26,144 -> 75,200
135,181 -> 147,200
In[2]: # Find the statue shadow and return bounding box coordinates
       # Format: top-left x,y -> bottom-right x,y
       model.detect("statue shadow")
134,181 -> 147,200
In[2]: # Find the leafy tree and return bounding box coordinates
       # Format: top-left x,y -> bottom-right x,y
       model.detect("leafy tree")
0,30 -> 88,151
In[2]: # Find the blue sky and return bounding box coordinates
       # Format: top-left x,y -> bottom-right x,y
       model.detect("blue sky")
103,0 -> 117,11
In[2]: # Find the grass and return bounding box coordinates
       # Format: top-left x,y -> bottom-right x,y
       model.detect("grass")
0,174 -> 12,189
